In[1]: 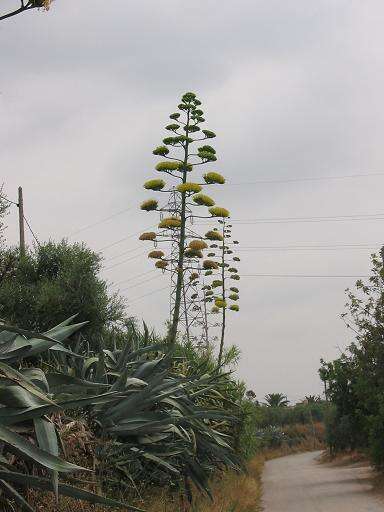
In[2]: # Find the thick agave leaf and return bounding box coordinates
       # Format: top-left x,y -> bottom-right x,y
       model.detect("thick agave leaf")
0,362 -> 55,405
34,417 -> 59,498
0,425 -> 85,473
0,471 -> 145,511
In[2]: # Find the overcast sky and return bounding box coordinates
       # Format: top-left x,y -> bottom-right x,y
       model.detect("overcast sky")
1,0 -> 384,401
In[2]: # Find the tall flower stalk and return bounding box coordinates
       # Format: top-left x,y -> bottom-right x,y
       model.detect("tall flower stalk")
139,92 -> 229,344
204,221 -> 240,364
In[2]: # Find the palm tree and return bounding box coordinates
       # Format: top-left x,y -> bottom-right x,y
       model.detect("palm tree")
264,393 -> 289,407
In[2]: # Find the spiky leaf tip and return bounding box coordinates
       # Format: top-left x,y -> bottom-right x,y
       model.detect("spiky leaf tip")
203,259 -> 218,270
159,217 -> 182,229
209,206 -> 230,218
229,293 -> 239,301
155,260 -> 168,269
192,194 -> 215,207
189,240 -> 208,251
140,199 -> 158,211
139,231 -> 157,241
148,250 -> 164,259
204,172 -> 225,185
205,230 -> 223,241
143,178 -> 166,191
176,182 -> 202,194
153,146 -> 169,156
230,304 -> 239,312
156,161 -> 181,172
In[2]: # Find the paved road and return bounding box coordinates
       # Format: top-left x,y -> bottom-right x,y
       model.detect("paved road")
262,451 -> 383,511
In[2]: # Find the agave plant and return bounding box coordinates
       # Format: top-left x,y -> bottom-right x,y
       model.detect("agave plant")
49,324 -> 242,500
0,317 -> 143,511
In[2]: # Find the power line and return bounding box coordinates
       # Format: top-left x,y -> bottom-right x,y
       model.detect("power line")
128,286 -> 169,306
199,212 -> 384,225
103,245 -> 144,262
0,195 -> 18,206
226,171 -> 384,186
23,214 -> 40,246
119,274 -> 162,293
103,250 -> 148,271
98,225 -> 156,252
67,207 -> 133,238
110,269 -> 156,288
242,274 -> 369,279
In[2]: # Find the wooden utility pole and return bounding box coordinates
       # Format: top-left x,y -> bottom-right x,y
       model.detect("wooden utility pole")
18,186 -> 25,257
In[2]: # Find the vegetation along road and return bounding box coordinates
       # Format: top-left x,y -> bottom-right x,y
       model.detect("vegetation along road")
262,451 -> 383,511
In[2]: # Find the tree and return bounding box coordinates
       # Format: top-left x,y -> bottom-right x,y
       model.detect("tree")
139,91 -> 229,344
319,249 -> 384,464
0,240 -> 124,339
264,393 -> 290,407
0,0 -> 51,22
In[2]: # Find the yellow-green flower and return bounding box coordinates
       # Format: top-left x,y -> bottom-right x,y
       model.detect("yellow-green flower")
144,179 -> 166,191
211,306 -> 220,314
155,260 -> 169,269
229,304 -> 239,312
140,199 -> 158,211
229,293 -> 239,301
156,161 -> 181,172
203,260 -> 218,270
159,217 -> 182,229
205,270 -> 213,275
231,274 -> 240,281
192,194 -> 215,207
176,182 -> 202,194
148,250 -> 164,259
189,240 -> 208,251
139,232 -> 157,241
204,172 -> 225,184
205,290 -> 213,296
205,230 -> 223,241
209,206 -> 230,218
215,298 -> 227,308
228,267 -> 238,273
211,280 -> 223,288
230,287 -> 239,293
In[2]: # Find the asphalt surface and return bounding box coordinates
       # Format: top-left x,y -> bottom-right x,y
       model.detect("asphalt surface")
262,450 -> 384,511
